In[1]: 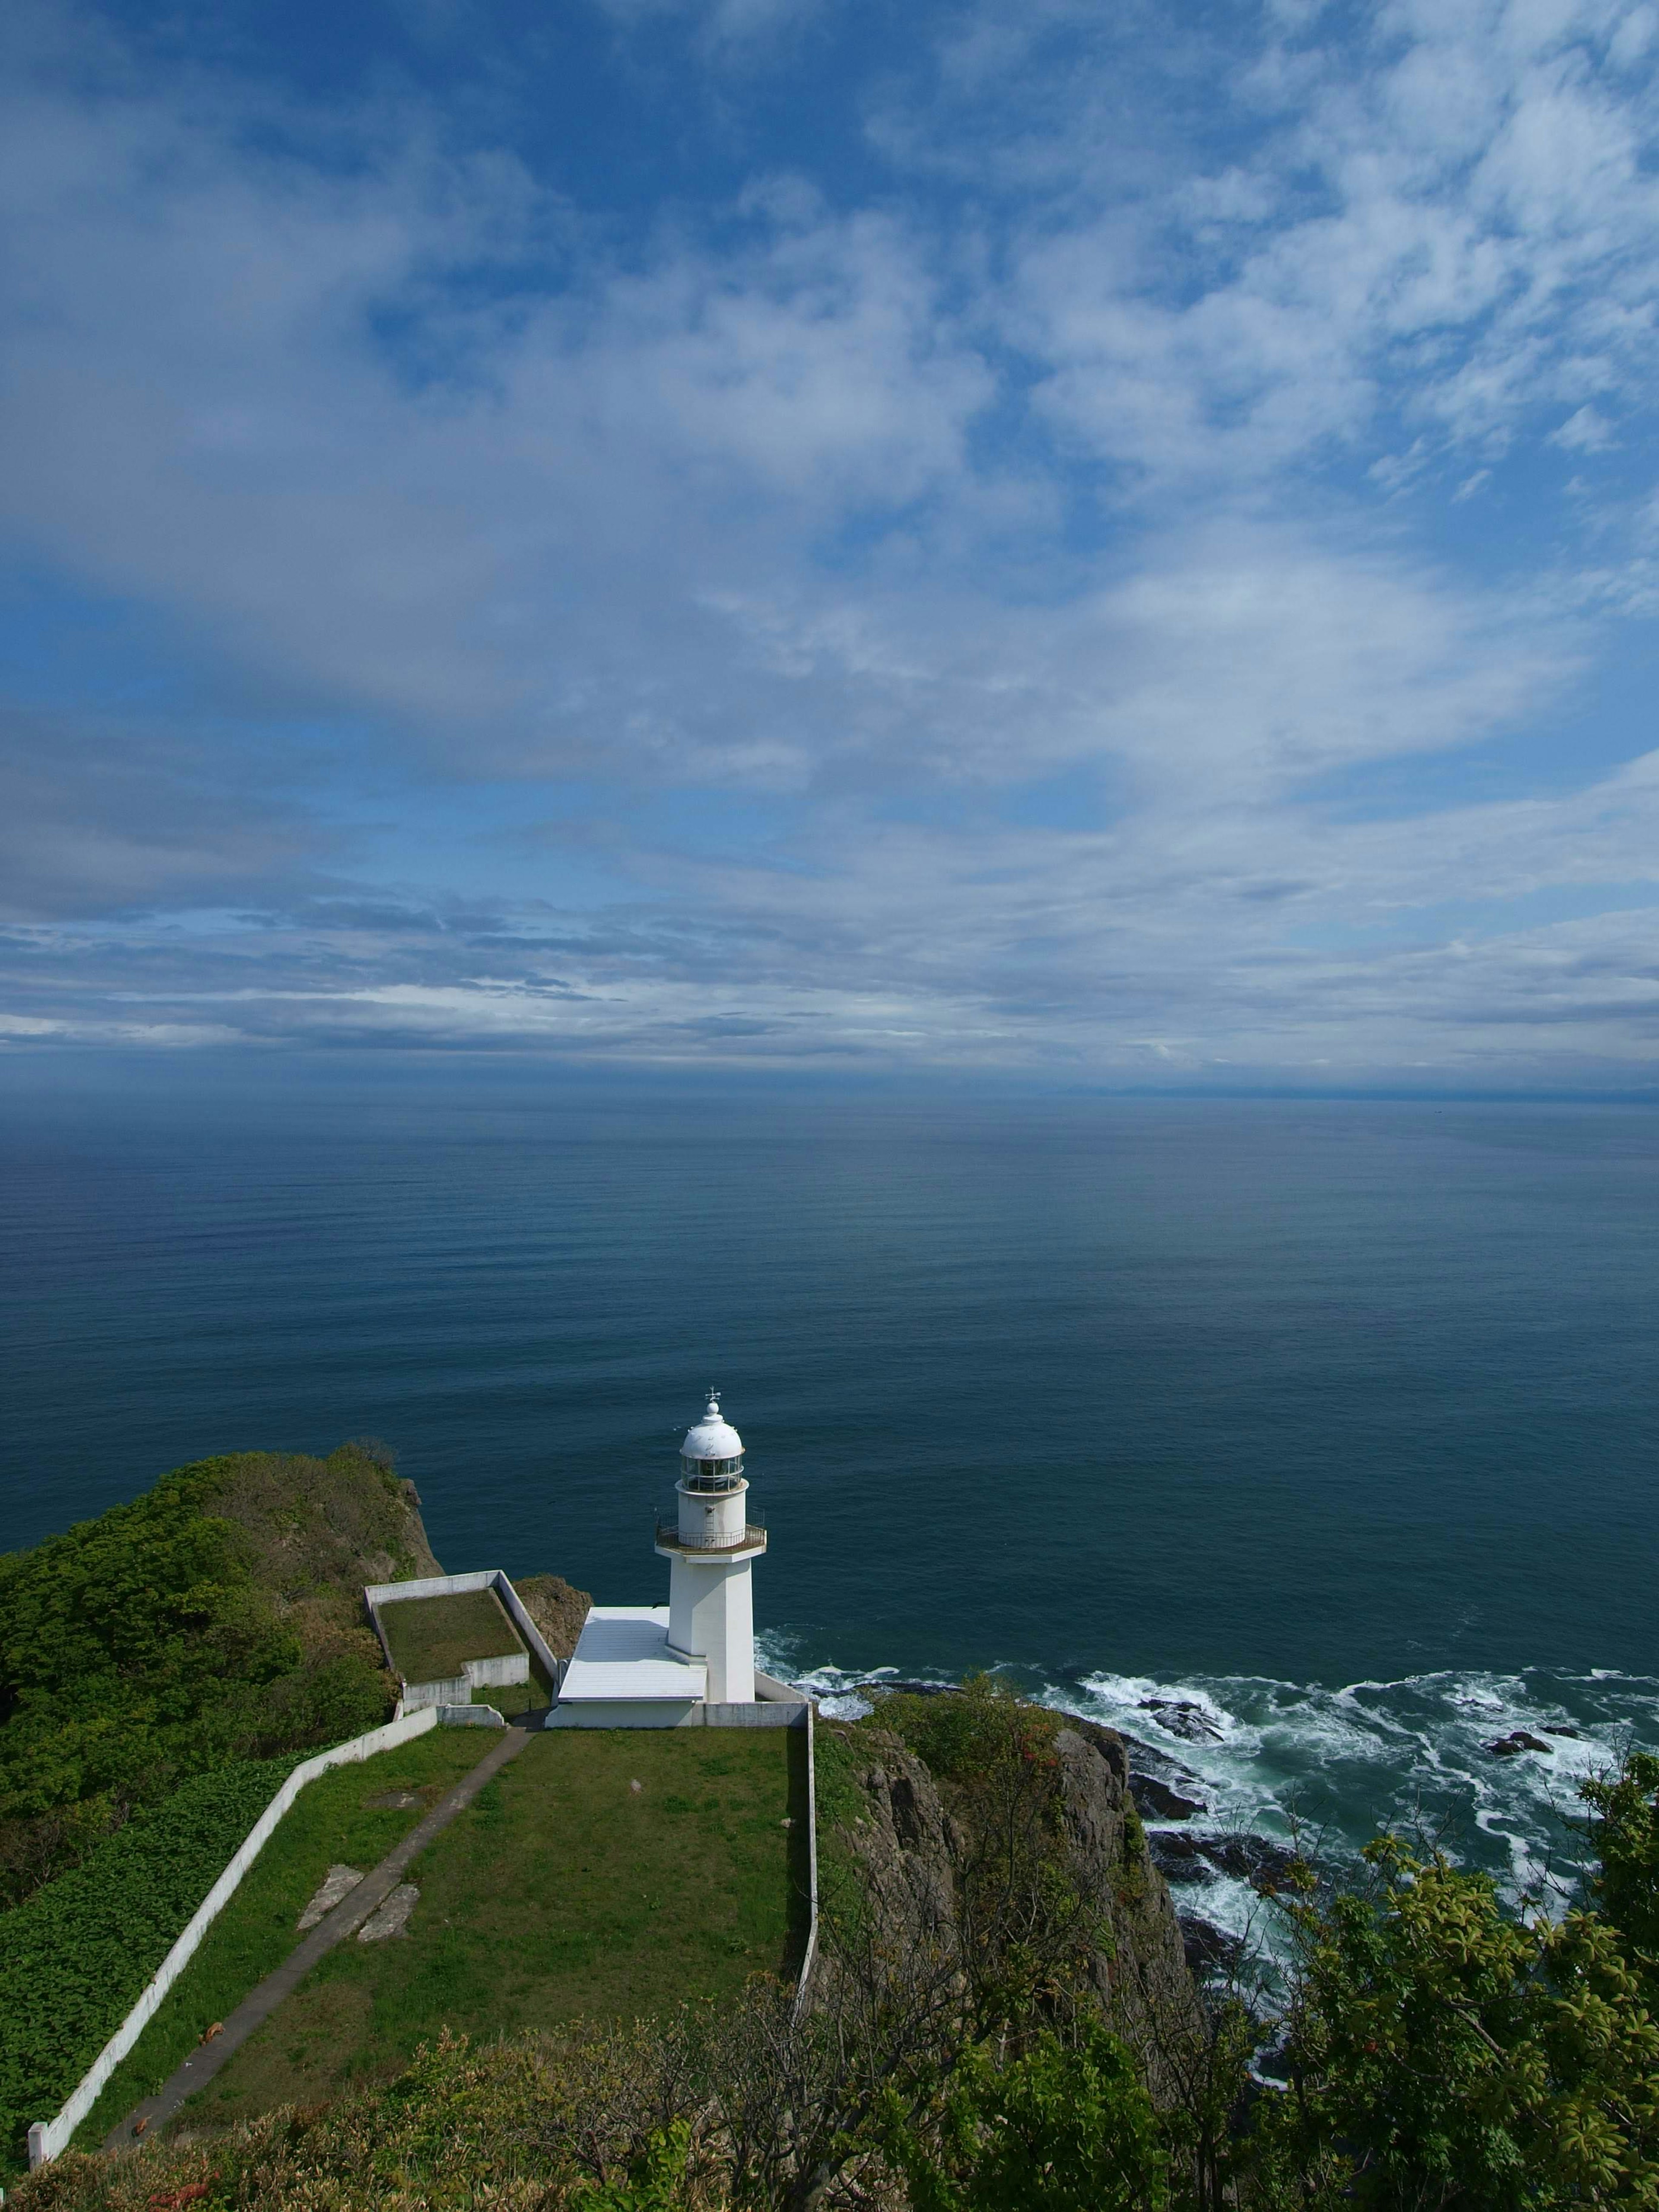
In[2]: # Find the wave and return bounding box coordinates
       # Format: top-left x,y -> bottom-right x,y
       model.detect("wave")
762,1640 -> 1659,1958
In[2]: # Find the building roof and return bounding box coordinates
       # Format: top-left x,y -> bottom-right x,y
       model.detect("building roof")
558,1605 -> 706,1703
681,1391 -> 743,1462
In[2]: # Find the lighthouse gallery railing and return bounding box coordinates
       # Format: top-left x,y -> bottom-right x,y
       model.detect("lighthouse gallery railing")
655,1519 -> 767,1551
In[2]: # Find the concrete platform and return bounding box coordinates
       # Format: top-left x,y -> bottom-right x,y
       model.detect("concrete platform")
549,1605 -> 706,1727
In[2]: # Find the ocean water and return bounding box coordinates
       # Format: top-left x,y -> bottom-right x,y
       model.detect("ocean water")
3,1068 -> 1657,1946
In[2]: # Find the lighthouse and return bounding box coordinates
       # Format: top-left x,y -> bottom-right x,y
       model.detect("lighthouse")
551,1388 -> 776,1725
655,1392 -> 766,1703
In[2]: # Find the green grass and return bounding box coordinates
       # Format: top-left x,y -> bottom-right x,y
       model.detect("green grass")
73,1728 -> 490,2152
470,1672 -> 551,1719
184,1728 -> 808,2126
378,1589 -> 523,1684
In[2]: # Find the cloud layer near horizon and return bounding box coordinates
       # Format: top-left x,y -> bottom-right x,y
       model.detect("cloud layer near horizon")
2,0 -> 1658,1083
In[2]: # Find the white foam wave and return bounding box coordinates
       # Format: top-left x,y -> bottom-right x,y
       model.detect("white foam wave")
758,1635 -> 1659,1942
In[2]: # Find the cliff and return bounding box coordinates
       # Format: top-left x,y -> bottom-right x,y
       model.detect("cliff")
818,1685 -> 1201,2100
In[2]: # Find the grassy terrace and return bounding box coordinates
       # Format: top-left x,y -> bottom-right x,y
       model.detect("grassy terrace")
108,1727 -> 806,2138
378,1589 -> 523,1682
76,1729 -> 490,2150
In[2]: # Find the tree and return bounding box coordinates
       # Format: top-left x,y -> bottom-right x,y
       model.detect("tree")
880,2022 -> 1167,2212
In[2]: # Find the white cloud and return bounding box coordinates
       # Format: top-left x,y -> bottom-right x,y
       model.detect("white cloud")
1550,403 -> 1620,450
0,0 -> 1656,1080
981,0 -> 1659,492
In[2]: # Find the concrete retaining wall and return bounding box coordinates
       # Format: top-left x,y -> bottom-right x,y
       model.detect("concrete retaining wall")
703,1699 -> 808,1727
547,1698 -> 702,1729
365,1570 -> 563,1709
401,1650 -> 530,1710
29,1707 -> 442,2169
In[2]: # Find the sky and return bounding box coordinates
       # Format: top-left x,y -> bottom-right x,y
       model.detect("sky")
2,0 -> 1658,1087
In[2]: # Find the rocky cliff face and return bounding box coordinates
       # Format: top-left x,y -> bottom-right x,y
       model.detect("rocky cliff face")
821,1712 -> 1201,2095
513,1575 -> 592,1662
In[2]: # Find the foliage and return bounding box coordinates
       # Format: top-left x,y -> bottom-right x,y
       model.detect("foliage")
873,1675 -> 1059,1789
880,2022 -> 1166,2212
0,1448 -> 413,1908
571,2122 -> 697,2212
1247,1831 -> 1659,2210
1581,1749 -> 1659,1999
0,1759 -> 292,2174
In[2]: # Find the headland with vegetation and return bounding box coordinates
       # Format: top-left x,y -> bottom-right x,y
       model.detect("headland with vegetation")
3,1449 -> 1657,2209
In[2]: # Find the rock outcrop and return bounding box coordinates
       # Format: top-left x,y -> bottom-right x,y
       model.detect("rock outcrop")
822,1711 -> 1202,2099
513,1574 -> 592,1662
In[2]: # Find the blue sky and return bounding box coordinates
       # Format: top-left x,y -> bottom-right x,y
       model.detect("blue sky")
2,0 -> 1658,1084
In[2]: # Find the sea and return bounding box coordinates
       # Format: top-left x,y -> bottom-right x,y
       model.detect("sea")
3,1061 -> 1657,1957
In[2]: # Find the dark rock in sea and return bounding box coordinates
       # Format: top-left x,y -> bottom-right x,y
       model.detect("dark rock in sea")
1149,1828 -> 1299,1891
1181,1916 -> 1245,1979
1149,1831 -> 1216,1884
1138,1696 -> 1225,1742
1201,1834 -> 1299,1886
1487,1729 -> 1554,1757
1543,1725 -> 1581,1738
1132,1772 -> 1206,1821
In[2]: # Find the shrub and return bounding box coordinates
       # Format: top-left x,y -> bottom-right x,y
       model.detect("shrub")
0,1760 -> 291,2173
0,1449 -> 403,1907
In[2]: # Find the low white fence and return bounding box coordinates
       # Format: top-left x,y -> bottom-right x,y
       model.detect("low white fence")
794,1701 -> 820,2018
28,1707 -> 441,2169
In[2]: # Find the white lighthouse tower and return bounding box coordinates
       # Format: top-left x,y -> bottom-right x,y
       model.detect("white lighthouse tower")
655,1392 -> 766,1704
551,1388 -> 773,1725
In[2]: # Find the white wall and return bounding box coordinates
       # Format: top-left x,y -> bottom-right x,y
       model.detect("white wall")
546,1698 -> 703,1729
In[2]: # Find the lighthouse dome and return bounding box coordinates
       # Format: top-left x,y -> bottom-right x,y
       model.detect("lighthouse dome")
681,1393 -> 743,1463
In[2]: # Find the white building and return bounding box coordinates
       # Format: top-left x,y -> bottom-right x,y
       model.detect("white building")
551,1392 -> 772,1727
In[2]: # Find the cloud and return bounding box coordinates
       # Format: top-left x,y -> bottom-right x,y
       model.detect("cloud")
1551,404 -> 1621,451
0,0 -> 1656,1081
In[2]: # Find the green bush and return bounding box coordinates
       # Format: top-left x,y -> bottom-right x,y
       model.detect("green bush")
0,1451 -> 401,1908
873,1675 -> 1059,1786
0,1759 -> 291,2174
884,2024 -> 1167,2212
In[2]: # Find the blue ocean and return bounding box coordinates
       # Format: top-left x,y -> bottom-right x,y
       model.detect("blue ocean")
4,1065 -> 1657,1950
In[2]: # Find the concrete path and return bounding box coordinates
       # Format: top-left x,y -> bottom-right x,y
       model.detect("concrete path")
106,1720 -> 539,2151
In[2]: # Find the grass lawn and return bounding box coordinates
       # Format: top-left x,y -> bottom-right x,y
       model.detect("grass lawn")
379,1589 -> 523,1682
473,1677 -> 549,1719
183,1727 -> 809,2126
74,1728 -> 491,2151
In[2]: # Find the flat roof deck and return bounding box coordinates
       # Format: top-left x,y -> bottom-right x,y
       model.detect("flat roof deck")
558,1604 -> 706,1703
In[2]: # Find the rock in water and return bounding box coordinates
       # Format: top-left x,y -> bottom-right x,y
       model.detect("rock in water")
298,1863 -> 365,1930
358,1882 -> 420,1941
1181,1916 -> 1246,1979
1131,1773 -> 1206,1821
1138,1697 -> 1224,1743
1486,1730 -> 1554,1757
